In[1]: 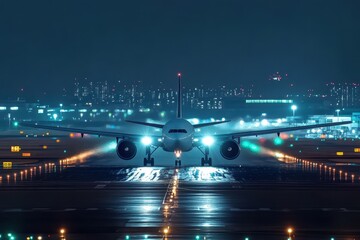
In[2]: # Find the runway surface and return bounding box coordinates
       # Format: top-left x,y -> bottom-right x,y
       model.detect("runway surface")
0,134 -> 360,239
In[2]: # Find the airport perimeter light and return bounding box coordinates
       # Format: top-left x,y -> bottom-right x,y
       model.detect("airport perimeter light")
287,227 -> 294,239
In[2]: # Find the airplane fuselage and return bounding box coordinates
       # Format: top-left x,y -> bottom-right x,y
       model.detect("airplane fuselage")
162,118 -> 194,153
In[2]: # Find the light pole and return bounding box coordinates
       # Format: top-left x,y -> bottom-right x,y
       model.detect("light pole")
336,109 -> 340,121
291,105 -> 297,117
291,105 -> 297,125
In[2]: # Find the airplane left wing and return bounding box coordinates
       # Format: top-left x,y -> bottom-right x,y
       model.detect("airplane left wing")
20,122 -> 160,140
209,121 -> 352,140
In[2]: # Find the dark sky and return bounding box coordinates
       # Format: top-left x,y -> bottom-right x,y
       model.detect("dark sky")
0,0 -> 359,99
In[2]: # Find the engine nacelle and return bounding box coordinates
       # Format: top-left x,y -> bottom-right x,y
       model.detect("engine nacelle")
220,140 -> 240,160
116,140 -> 137,160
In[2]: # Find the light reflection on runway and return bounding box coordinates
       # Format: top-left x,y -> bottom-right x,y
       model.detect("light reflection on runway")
179,167 -> 235,182
123,167 -> 164,182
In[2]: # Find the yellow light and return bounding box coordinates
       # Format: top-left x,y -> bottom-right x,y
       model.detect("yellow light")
60,228 -> 66,234
43,145 -> 48,149
37,236 -> 42,240
163,227 -> 169,234
164,205 -> 169,210
287,227 -> 293,234
3,162 -> 12,169
56,139 -> 61,143
11,146 -> 21,152
22,152 -> 31,157
336,151 -> 344,156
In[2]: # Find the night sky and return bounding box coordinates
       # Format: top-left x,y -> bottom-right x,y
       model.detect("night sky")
0,0 -> 359,99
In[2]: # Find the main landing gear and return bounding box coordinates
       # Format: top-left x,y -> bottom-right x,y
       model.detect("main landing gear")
144,145 -> 159,166
198,146 -> 212,166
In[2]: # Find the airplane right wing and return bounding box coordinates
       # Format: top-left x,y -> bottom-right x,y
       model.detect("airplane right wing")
202,121 -> 352,140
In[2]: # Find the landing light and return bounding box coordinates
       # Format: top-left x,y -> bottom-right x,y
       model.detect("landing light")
141,136 -> 152,146
202,136 -> 214,146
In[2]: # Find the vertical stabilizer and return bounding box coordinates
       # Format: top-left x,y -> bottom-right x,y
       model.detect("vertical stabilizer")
177,73 -> 182,118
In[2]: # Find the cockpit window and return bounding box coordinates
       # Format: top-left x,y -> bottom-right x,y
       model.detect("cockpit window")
169,129 -> 187,133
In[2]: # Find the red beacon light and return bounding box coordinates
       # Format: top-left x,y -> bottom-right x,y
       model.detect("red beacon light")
177,73 -> 181,77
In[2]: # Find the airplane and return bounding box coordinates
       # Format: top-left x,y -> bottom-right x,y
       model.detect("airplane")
21,73 -> 351,166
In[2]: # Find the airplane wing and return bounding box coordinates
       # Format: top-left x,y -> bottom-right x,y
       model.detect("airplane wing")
204,121 -> 352,140
192,120 -> 231,128
20,122 -> 161,140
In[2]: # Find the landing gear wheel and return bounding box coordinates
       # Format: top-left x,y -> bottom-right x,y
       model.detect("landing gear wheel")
150,158 -> 154,166
143,158 -> 147,166
208,157 -> 212,166
201,158 -> 205,166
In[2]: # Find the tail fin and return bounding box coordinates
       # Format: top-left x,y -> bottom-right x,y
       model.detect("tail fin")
177,73 -> 182,118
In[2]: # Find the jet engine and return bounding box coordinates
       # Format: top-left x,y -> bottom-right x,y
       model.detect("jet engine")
116,140 -> 137,160
220,140 -> 240,160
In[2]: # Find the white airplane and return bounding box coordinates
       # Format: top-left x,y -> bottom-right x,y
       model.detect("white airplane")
21,73 -> 351,166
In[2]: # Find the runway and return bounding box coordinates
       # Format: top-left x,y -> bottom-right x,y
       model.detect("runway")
0,135 -> 360,239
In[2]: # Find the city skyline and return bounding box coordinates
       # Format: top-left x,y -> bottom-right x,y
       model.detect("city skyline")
1,0 -> 360,99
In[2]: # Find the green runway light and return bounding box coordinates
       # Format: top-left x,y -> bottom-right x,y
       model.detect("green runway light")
125,235 -> 130,240
249,144 -> 260,153
241,141 -> 251,148
245,238 -> 249,240
195,235 -> 200,240
331,238 -> 335,240
274,137 -> 283,145
13,121 -> 19,127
